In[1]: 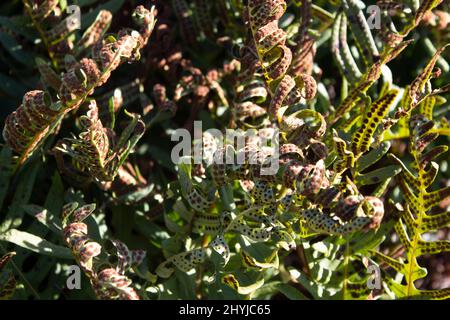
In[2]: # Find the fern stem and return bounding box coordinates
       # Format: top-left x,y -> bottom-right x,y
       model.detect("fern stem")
342,236 -> 350,299
405,157 -> 425,298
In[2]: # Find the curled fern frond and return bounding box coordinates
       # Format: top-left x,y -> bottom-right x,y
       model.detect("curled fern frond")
2,5 -> 155,169
54,100 -> 145,183
3,90 -> 60,155
245,0 -> 317,122
62,202 -> 144,300
76,10 -> 113,56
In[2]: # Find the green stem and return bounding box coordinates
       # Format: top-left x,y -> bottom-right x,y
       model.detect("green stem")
342,236 -> 350,300
405,154 -> 425,298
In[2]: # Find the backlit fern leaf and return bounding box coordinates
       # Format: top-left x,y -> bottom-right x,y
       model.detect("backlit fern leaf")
351,89 -> 399,156
373,114 -> 450,300
332,40 -> 411,124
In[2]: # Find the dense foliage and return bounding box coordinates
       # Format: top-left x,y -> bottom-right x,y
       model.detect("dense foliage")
0,0 -> 449,300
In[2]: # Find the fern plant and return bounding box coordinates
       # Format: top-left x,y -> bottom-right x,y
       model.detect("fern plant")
0,0 -> 449,301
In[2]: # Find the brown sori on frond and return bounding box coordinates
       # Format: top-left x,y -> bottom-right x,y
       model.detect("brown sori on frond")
93,268 -> 140,300
300,195 -> 384,236
168,131 -> 388,280
405,44 -> 450,114
281,109 -> 326,149
62,203 -> 143,300
62,203 -> 101,277
23,0 -> 77,68
59,101 -> 111,179
233,45 -> 269,127
246,0 -> 290,81
290,35 -> 316,77
3,90 -> 60,155
2,6 -> 156,168
289,0 -> 317,77
245,0 -> 317,122
269,73 -> 317,121
350,89 -> 399,156
76,10 -> 113,54
331,40 -> 412,124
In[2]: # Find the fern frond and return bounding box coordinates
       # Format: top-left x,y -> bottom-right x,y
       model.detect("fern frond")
245,0 -> 317,122
374,114 -> 450,299
351,89 -> 399,156
331,11 -> 362,84
62,202 -> 144,300
2,6 -> 155,170
342,0 -> 379,66
53,100 -> 145,183
76,10 -> 112,55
